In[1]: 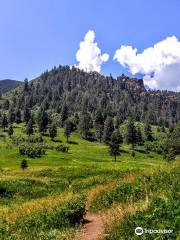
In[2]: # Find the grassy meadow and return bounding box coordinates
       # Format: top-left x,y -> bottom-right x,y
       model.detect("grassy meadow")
0,124 -> 179,239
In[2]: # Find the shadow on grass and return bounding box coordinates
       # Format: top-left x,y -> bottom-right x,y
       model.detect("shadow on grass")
0,134 -> 6,138
67,140 -> 78,145
120,149 -> 129,154
135,149 -> 148,154
52,139 -> 62,143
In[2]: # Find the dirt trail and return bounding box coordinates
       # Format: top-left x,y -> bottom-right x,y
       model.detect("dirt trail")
77,200 -> 148,240
77,213 -> 104,240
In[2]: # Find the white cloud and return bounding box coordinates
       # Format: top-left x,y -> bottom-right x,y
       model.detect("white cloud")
76,30 -> 109,73
114,36 -> 180,91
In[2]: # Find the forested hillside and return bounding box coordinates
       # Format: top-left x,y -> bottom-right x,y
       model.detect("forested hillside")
0,79 -> 22,94
1,65 -> 180,127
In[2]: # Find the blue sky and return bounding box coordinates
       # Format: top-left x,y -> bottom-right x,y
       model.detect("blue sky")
0,0 -> 180,89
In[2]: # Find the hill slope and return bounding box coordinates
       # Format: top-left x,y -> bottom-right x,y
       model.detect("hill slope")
3,65 -> 180,126
0,79 -> 22,93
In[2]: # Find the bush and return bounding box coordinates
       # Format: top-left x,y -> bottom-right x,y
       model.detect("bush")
164,148 -> 176,161
20,159 -> 28,170
1,197 -> 86,239
0,186 -> 14,198
55,144 -> 69,153
19,143 -> 46,158
144,141 -> 164,154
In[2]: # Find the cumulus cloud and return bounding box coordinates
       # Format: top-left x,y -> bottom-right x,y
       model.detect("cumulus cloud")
114,36 -> 180,91
76,30 -> 109,73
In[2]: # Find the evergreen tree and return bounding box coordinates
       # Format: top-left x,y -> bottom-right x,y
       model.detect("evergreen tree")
23,106 -> 31,124
109,130 -> 123,161
26,119 -> 34,136
94,111 -> 104,142
64,119 -> 73,142
103,116 -> 114,143
74,113 -> 80,125
126,120 -> 137,148
15,109 -> 21,124
136,125 -> 144,145
8,125 -> 14,138
1,114 -> 8,131
60,104 -> 68,127
144,123 -> 154,141
114,116 -> 121,129
23,78 -> 29,93
49,123 -> 57,140
8,109 -> 15,124
79,112 -> 92,140
38,111 -> 49,133
163,123 -> 180,159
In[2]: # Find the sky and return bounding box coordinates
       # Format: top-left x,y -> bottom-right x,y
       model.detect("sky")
0,0 -> 180,90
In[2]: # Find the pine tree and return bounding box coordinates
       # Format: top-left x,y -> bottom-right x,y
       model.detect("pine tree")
103,116 -> 114,143
8,125 -> 14,138
23,78 -> 29,93
60,104 -> 68,127
26,119 -> 34,136
1,114 -> 8,131
136,125 -> 144,145
49,123 -> 57,140
144,123 -> 154,141
64,119 -> 73,142
94,111 -> 104,142
114,116 -> 121,129
38,111 -> 49,133
15,109 -> 21,124
8,109 -> 15,124
164,123 -> 180,159
79,113 -> 92,140
126,120 -> 137,148
109,130 -> 123,161
23,106 -> 31,124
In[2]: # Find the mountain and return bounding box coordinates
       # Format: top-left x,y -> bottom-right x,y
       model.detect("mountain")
2,65 -> 180,127
0,79 -> 22,94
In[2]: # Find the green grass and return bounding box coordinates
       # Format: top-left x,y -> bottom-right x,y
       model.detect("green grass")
0,124 -> 167,169
0,123 -> 175,239
104,165 -> 180,240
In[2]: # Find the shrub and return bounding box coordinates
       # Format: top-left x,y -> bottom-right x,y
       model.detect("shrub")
1,197 -> 86,239
55,144 -> 69,153
163,147 -> 176,161
144,141 -> 164,154
20,159 -> 28,170
19,143 -> 46,158
0,186 -> 14,198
